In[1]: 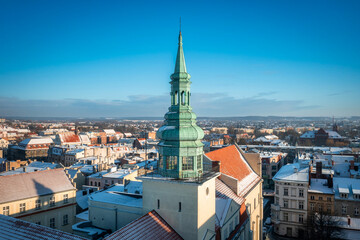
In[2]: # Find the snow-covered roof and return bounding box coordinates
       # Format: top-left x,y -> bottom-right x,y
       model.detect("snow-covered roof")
300,130 -> 315,139
0,161 -> 62,176
216,178 -> 244,206
216,197 -> 232,227
334,177 -> 360,200
103,129 -> 116,135
103,169 -> 135,179
19,137 -> 53,145
104,210 -> 182,240
89,184 -> 142,208
308,178 -> 333,194
0,169 -> 75,204
273,163 -> 309,183
0,214 -> 86,240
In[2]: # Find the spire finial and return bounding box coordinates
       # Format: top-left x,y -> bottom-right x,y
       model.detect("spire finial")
180,17 -> 181,33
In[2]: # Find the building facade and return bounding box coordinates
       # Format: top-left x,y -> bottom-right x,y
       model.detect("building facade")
272,163 -> 309,238
0,169 -> 76,233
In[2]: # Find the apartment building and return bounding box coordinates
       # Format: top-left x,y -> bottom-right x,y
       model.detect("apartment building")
0,169 -> 76,233
272,163 -> 309,238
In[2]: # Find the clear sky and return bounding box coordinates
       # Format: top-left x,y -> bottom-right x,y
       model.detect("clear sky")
0,0 -> 359,118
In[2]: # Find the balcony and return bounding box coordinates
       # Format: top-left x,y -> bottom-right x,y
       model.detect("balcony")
271,216 -> 280,224
271,204 -> 280,211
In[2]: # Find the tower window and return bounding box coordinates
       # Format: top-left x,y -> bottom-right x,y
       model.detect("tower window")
187,91 -> 190,105
166,156 -> 177,170
157,199 -> 160,209
181,91 -> 185,105
159,155 -> 163,169
175,91 -> 178,105
182,156 -> 194,170
179,202 -> 181,212
197,155 -> 202,170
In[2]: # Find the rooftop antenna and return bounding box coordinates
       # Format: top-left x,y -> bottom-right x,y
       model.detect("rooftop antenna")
179,17 -> 181,33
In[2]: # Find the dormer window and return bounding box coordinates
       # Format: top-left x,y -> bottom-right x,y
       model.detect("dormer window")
340,193 -> 348,198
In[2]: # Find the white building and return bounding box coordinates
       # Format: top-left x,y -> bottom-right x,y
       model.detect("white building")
272,162 -> 309,238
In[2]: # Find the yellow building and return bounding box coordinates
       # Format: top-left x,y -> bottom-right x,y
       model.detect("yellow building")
0,169 -> 76,233
205,144 -> 263,240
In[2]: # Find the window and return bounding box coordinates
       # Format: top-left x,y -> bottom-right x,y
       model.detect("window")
299,189 -> 304,197
283,212 -> 288,221
340,193 -> 348,198
50,197 -> 55,207
299,201 -> 304,210
355,208 -> 359,216
174,91 -> 178,105
20,203 -> 26,213
327,197 -> 332,202
284,199 -> 289,208
3,206 -> 9,216
276,186 -> 279,195
254,198 -> 257,209
275,197 -> 279,205
166,156 -> 177,170
182,156 -> 193,170
325,205 -> 330,213
284,188 -> 288,196
63,194 -> 68,204
318,204 -> 322,212
197,155 -> 202,170
310,195 -> 315,200
179,202 -> 181,212
354,194 -> 359,200
299,214 -> 304,223
157,199 -> 160,209
35,200 -> 41,209
35,221 -> 41,225
319,196 -> 323,201
181,91 -> 185,105
342,205 -> 347,214
63,214 -> 68,225
310,203 -> 314,211
90,181 -> 93,186
50,218 -> 55,229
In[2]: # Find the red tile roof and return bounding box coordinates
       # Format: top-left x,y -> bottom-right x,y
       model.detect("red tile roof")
206,145 -> 252,182
59,132 -> 81,144
0,214 -> 86,240
105,210 -> 183,240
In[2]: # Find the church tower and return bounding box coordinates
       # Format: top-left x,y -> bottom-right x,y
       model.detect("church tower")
156,30 -> 205,179
141,30 -> 217,240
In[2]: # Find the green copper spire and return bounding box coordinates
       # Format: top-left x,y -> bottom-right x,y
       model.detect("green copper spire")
156,30 -> 204,179
174,31 -> 187,73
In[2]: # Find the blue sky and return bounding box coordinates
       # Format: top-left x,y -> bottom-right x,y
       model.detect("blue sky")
0,0 -> 359,117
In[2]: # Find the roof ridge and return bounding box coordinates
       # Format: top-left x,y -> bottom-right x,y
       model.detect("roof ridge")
0,168 -> 63,178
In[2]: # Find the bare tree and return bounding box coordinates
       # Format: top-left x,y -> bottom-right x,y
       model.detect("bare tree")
302,211 -> 343,240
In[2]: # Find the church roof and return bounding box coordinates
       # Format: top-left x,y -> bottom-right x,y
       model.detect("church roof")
206,145 -> 253,182
105,210 -> 183,240
206,145 -> 261,196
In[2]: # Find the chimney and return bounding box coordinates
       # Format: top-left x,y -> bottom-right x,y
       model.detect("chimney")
316,162 -> 322,178
350,160 -> 355,170
327,174 -> 333,188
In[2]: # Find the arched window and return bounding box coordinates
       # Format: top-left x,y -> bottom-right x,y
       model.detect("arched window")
187,91 -> 190,105
181,91 -> 185,105
175,91 -> 178,105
